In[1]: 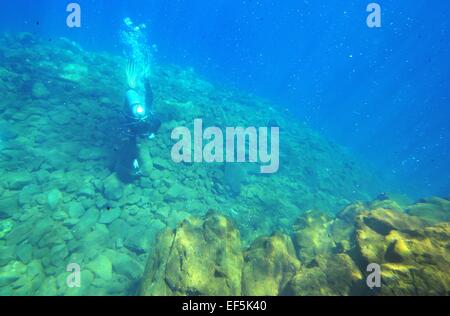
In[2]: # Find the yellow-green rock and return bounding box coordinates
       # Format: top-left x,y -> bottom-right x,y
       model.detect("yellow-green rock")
140,211 -> 243,296
406,197 -> 450,224
241,233 -> 300,296
355,208 -> 450,295
291,211 -> 335,263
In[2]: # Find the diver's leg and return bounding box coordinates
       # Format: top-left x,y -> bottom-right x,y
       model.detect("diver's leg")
136,136 -> 153,177
115,136 -> 139,183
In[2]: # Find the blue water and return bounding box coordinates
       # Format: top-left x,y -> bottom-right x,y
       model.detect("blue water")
1,0 -> 449,197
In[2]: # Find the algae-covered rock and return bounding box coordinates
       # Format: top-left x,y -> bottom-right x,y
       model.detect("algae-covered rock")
98,207 -> 121,224
87,254 -> 113,281
284,254 -> 363,296
291,210 -> 336,263
0,260 -> 26,287
60,63 -> 88,82
2,172 -> 33,190
241,233 -> 300,296
369,199 -> 404,213
355,207 -> 450,295
0,195 -> 18,219
358,207 -> 425,236
406,197 -> 450,224
140,211 -> 243,296
31,82 -> 50,99
67,201 -> 85,218
47,189 -> 62,210
16,242 -> 33,264
103,174 -> 124,201
164,183 -> 197,202
78,148 -> 105,162
0,219 -> 14,239
379,223 -> 450,296
105,250 -> 144,281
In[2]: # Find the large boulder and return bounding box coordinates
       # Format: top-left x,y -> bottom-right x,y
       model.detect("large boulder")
291,210 -> 336,263
241,233 -> 300,296
2,172 -> 33,190
103,174 -> 123,201
405,197 -> 450,224
284,253 -> 363,296
0,195 -> 19,219
139,211 -> 243,296
355,206 -> 450,295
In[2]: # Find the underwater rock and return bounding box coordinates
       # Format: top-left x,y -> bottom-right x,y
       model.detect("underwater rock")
67,201 -> 85,218
166,209 -> 191,228
16,243 -> 33,264
241,233 -> 300,296
31,82 -> 50,99
72,208 -> 100,240
156,99 -> 198,121
49,244 -> 69,267
285,253 -> 363,296
98,207 -> 121,224
0,246 -> 15,267
123,221 -> 165,254
291,210 -> 336,263
60,63 -> 88,82
48,110 -> 72,126
354,206 -> 450,295
224,163 -> 247,196
357,207 -> 425,236
28,218 -> 53,245
0,261 -> 26,287
103,174 -> 124,201
369,198 -> 404,213
52,210 -> 68,221
2,172 -> 33,190
78,148 -> 105,161
103,250 -> 143,281
5,221 -> 33,246
108,219 -> 130,241
0,219 -> 14,239
87,254 -> 113,281
164,183 -> 197,202
140,211 -> 243,296
382,225 -> 450,295
18,184 -> 39,207
0,195 -> 18,219
405,197 -> 450,224
284,266 -> 331,296
47,189 -> 62,210
79,185 -> 96,198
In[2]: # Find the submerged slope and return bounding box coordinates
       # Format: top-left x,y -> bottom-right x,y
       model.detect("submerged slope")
0,32 -> 382,295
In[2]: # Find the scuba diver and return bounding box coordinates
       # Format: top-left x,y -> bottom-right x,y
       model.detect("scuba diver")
115,59 -> 161,182
115,17 -> 161,182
